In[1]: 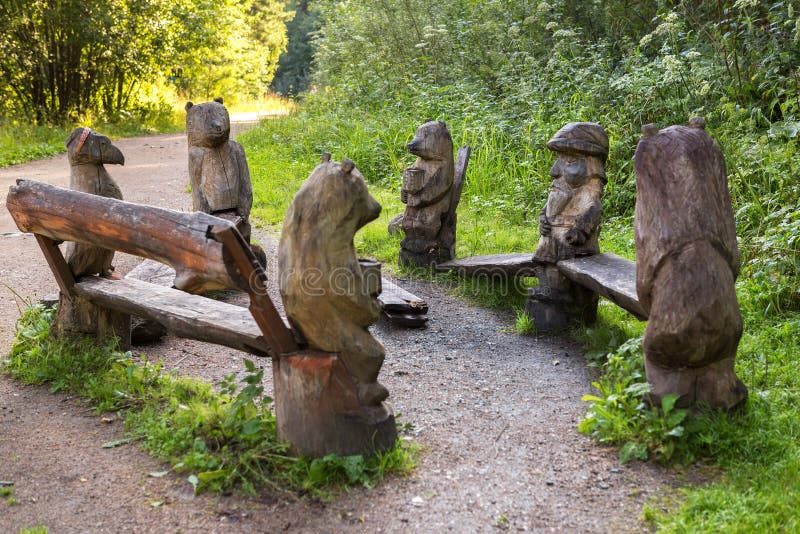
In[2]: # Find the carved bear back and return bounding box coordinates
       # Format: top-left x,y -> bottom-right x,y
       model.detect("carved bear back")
279,156 -> 388,405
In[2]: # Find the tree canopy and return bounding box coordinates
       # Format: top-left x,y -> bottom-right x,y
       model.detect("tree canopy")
0,0 -> 292,122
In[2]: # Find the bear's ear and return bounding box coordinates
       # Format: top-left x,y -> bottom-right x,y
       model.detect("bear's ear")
185,101 -> 194,112
214,97 -> 223,104
341,158 -> 355,173
321,152 -> 331,163
439,120 -> 447,128
424,117 -> 433,123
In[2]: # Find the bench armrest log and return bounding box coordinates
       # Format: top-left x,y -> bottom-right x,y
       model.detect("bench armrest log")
6,179 -> 241,292
7,179 -> 299,356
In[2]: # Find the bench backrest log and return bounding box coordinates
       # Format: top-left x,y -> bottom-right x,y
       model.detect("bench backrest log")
6,179 -> 297,356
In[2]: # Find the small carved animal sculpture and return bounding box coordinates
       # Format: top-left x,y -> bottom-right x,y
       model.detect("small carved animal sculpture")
399,120 -> 455,266
64,128 -> 124,277
279,155 -> 388,406
186,98 -> 254,242
634,117 -> 747,410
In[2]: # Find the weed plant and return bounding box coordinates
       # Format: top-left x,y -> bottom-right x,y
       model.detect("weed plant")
2,305 -> 417,498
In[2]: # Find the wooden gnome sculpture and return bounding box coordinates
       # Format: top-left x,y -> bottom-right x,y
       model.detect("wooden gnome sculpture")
279,155 -> 390,407
526,122 -> 608,331
64,128 -> 125,277
399,120 -> 457,267
634,117 -> 747,410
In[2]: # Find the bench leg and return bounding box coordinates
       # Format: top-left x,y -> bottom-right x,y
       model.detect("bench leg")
53,292 -> 131,351
526,265 -> 597,331
272,351 -> 397,458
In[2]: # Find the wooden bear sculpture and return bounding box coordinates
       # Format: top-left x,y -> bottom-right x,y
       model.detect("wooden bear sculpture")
634,117 -> 747,410
185,98 -> 255,242
279,155 -> 389,406
64,127 -> 125,277
399,120 -> 456,267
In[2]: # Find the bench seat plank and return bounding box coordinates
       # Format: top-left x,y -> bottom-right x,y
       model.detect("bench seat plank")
436,253 -> 537,277
73,277 -> 278,356
556,253 -> 647,320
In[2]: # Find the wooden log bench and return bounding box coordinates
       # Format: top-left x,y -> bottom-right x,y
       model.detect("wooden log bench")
124,258 -> 430,330
6,179 -> 396,457
438,251 -> 648,322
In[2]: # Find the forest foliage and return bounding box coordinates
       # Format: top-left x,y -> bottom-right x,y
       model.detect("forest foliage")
299,0 -> 800,314
0,0 -> 292,123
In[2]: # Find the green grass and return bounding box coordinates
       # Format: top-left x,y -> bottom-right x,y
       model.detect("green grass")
239,100 -> 800,531
2,305 -> 417,498
0,109 -> 184,168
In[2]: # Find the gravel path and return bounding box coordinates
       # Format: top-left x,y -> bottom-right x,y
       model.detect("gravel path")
0,128 -> 678,532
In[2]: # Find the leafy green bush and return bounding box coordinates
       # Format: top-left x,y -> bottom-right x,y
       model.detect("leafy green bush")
578,338 -> 691,464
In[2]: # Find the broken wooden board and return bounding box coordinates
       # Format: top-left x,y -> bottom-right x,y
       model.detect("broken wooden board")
125,259 -> 176,287
378,277 -> 428,314
556,253 -> 647,320
73,276 -> 288,356
378,276 -> 428,327
436,253 -> 538,277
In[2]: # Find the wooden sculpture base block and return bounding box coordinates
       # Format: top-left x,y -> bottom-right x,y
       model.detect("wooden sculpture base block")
54,292 -> 131,350
273,351 -> 397,458
525,266 -> 598,332
645,355 -> 748,411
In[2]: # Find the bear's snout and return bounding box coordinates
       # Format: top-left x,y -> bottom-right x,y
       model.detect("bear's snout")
210,120 -> 223,132
407,140 -> 420,153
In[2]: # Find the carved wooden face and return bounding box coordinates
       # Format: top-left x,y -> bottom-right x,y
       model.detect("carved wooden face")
549,154 -> 588,186
549,153 -> 605,187
407,120 -> 453,160
185,101 -> 231,148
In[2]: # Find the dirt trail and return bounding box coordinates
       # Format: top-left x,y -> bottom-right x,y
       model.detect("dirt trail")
1,127 -> 677,533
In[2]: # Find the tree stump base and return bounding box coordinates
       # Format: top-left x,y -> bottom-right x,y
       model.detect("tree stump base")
53,292 -> 131,350
525,265 -> 597,332
273,351 -> 397,458
645,355 -> 748,411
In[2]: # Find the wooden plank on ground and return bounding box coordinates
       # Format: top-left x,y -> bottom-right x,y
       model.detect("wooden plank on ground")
73,277 -> 280,356
378,276 -> 428,327
378,276 -> 428,314
436,253 -> 538,277
125,258 -> 176,286
557,253 -> 648,320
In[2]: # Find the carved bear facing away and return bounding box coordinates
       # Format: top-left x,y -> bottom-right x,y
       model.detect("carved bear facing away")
278,156 -> 389,406
186,98 -> 254,242
399,120 -> 455,267
64,128 -> 125,277
634,117 -> 747,410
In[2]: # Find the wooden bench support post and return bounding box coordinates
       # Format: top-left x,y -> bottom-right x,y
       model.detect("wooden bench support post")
54,293 -> 131,350
525,264 -> 597,332
273,351 -> 397,457
31,233 -> 132,348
